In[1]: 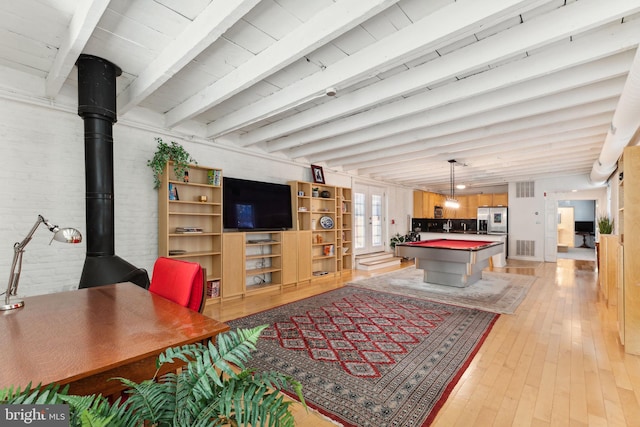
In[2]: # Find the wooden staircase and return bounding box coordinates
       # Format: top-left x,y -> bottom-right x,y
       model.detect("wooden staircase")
355,252 -> 402,271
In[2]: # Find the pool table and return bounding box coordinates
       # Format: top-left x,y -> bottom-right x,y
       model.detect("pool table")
396,239 -> 504,287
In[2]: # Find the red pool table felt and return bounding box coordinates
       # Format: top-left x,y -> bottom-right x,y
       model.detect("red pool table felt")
406,239 -> 496,250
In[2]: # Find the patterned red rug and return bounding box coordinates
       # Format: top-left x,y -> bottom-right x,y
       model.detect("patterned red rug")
228,286 -> 498,427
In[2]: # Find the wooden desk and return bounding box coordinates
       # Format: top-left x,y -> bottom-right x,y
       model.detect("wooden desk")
0,282 -> 229,397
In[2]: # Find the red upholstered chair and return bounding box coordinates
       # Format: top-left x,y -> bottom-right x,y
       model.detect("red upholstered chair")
149,257 -> 206,313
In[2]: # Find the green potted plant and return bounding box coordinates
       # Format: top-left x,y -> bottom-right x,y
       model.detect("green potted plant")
597,215 -> 614,234
390,233 -> 407,256
1,326 -> 304,427
147,137 -> 197,189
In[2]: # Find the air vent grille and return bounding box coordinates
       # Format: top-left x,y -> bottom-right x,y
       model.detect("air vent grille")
516,181 -> 535,198
516,240 -> 535,257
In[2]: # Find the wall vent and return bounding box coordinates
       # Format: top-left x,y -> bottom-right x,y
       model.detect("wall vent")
515,240 -> 536,257
516,181 -> 535,198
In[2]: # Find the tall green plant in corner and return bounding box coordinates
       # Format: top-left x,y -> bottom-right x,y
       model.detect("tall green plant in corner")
147,137 -> 197,189
597,215 -> 614,234
1,326 -> 305,427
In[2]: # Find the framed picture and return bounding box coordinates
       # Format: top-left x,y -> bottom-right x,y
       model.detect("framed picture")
311,164 -> 325,184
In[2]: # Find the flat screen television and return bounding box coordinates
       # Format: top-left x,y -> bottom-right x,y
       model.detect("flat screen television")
223,177 -> 292,231
574,221 -> 594,233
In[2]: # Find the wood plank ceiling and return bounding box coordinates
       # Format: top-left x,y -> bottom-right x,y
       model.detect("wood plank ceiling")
1,0 -> 640,193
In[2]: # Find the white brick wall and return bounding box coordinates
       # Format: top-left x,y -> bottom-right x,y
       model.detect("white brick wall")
0,97 -> 411,297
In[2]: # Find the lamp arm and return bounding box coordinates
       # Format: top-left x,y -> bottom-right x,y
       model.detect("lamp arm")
4,215 -> 48,303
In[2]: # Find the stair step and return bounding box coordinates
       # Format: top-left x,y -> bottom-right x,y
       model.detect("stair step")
356,253 -> 402,271
356,251 -> 395,263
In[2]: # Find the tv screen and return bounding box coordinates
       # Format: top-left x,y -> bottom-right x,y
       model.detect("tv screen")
223,177 -> 292,231
574,221 -> 594,233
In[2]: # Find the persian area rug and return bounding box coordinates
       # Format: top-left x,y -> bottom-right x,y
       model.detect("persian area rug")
227,286 -> 498,427
348,267 -> 536,314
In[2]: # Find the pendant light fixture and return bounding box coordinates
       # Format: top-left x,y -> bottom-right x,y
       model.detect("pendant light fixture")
445,159 -> 460,209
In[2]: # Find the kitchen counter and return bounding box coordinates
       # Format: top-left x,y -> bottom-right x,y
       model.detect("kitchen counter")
417,232 -> 507,267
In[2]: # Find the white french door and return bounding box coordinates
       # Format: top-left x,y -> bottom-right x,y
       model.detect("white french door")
353,183 -> 385,254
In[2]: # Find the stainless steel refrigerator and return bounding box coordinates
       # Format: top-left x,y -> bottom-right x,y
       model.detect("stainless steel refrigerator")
477,207 -> 508,234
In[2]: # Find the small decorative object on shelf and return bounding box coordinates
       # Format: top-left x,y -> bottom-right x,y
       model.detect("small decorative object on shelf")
311,164 -> 325,184
175,226 -> 203,233
319,216 -> 334,229
320,190 -> 331,198
208,169 -> 222,186
168,183 -> 179,200
199,195 -> 207,202
183,171 -> 189,182
312,187 -> 319,197
207,280 -> 220,297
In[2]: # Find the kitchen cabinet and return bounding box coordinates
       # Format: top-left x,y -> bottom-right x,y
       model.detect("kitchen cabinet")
413,191 -> 423,218
477,194 -> 493,206
493,193 -> 508,206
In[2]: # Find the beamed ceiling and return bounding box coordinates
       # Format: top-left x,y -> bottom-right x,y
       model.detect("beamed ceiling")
2,0 -> 640,193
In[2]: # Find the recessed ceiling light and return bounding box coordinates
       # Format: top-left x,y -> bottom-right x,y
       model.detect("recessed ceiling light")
456,184 -> 466,189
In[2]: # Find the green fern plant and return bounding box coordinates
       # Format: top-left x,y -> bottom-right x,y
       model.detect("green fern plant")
1,326 -> 304,427
147,137 -> 197,189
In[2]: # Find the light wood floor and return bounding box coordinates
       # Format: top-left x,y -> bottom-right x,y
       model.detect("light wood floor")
204,259 -> 640,426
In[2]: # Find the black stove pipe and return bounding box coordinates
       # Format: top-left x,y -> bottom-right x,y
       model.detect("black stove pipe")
76,54 -> 149,289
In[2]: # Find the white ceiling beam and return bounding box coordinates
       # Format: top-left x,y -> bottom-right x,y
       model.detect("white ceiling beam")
118,0 -> 261,115
342,114 -> 611,172
387,149 -> 602,188
315,80 -> 623,168
164,0 -> 400,127
45,0 -> 110,98
377,153 -> 601,187
206,0 -> 551,138
269,19 -> 640,154
244,0 -> 640,148
312,70 -> 626,167
360,123 -> 610,176
301,66 -> 626,163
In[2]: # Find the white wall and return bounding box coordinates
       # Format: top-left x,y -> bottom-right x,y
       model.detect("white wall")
0,97 -> 412,297
507,175 -> 607,261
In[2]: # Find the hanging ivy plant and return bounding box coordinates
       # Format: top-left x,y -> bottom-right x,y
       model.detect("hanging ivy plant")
147,137 -> 197,189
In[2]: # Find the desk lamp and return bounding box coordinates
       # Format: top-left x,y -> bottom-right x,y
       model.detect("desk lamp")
1,215 -> 82,311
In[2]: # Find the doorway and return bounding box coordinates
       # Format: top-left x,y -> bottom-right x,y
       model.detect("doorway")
557,206 -> 575,248
556,200 -> 596,261
353,183 -> 385,255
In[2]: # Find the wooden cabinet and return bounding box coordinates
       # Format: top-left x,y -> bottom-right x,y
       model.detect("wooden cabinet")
281,231 -> 298,285
493,193 -> 508,206
413,191 -> 507,219
477,194 -> 493,206
413,191 -> 446,218
222,233 -> 244,299
158,162 -> 222,305
466,194 -> 478,218
222,231 -> 284,299
413,191 -> 423,218
297,230 -> 312,282
290,181 -> 352,279
337,187 -> 353,271
598,234 -> 619,306
621,146 -> 640,353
